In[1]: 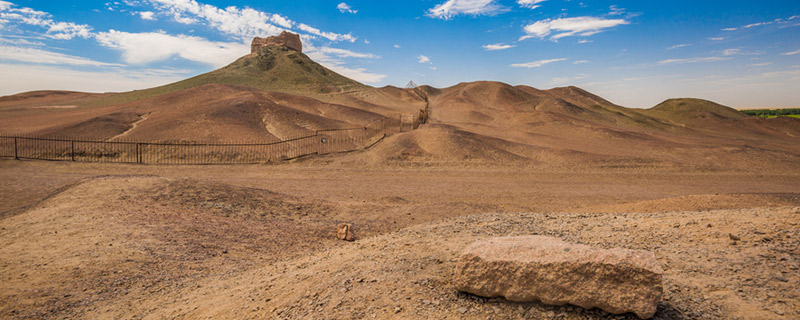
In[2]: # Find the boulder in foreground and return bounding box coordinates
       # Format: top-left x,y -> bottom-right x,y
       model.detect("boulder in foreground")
453,235 -> 663,319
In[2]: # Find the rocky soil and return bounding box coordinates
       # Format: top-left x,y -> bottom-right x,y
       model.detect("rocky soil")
0,162 -> 798,319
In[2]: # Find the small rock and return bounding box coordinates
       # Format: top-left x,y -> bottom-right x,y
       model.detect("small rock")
456,307 -> 468,314
729,233 -> 741,241
394,307 -> 402,313
336,223 -> 356,241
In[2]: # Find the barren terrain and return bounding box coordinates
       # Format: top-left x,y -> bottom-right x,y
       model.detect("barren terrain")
1,36 -> 799,319
1,160 -> 798,319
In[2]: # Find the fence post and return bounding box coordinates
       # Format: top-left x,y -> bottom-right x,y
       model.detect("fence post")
71,140 -> 75,161
13,137 -> 18,160
136,143 -> 142,164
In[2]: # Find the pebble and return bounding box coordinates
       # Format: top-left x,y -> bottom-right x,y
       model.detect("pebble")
456,307 -> 468,314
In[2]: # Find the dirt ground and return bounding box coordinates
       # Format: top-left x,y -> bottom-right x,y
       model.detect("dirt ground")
1,159 -> 799,319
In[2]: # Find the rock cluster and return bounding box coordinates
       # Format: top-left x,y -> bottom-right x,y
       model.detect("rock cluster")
453,235 -> 663,319
251,31 -> 302,54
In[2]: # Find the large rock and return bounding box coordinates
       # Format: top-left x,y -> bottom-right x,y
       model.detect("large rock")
453,236 -> 663,319
251,31 -> 302,54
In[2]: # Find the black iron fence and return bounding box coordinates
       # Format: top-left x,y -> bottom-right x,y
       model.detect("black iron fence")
0,116 -> 392,165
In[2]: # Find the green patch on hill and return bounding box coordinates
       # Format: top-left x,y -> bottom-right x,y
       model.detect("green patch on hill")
740,108 -> 800,118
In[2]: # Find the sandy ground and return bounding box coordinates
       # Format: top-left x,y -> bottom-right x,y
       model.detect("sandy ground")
0,160 -> 799,319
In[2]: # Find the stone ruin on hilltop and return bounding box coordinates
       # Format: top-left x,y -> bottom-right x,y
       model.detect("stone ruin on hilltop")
251,31 -> 302,54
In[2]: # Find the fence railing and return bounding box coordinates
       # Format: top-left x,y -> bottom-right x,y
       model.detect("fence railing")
0,116 -> 392,165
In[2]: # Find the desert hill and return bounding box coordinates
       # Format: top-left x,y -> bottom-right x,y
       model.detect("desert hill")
0,32 -> 798,170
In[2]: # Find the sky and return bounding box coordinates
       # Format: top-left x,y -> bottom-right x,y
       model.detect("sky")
1,0 -> 799,108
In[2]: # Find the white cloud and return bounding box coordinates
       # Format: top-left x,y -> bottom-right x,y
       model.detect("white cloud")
608,5 -> 625,16
722,48 -> 740,56
748,62 -> 772,67
578,39 -> 592,44
0,2 -> 92,39
510,58 -> 566,68
138,11 -> 156,20
722,27 -> 737,31
297,23 -> 356,42
781,49 -> 800,56
147,0 -> 290,36
517,0 -> 547,9
337,3 -> 357,14
417,55 -> 431,63
667,43 -> 690,50
393,44 -> 401,49
658,56 -> 732,65
426,0 -> 508,20
0,44 -> 123,67
304,46 -> 385,83
520,16 -> 628,41
316,47 -> 378,59
325,64 -> 385,83
95,30 -> 249,67
743,21 -> 771,29
0,62 -> 187,96
147,0 -> 353,42
573,60 -> 588,64
708,37 -> 724,41
482,43 -> 514,51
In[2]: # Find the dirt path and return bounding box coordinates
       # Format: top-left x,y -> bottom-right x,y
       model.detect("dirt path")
109,112 -> 150,140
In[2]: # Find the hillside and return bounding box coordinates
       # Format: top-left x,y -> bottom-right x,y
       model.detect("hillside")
79,46 -> 369,109
0,33 -> 798,170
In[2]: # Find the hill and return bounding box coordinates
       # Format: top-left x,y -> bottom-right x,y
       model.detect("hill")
80,46 -> 369,109
0,33 -> 798,170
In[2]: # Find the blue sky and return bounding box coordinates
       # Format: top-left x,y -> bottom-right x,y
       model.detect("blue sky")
1,0 -> 799,108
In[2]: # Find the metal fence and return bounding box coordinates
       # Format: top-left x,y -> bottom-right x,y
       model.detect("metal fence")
0,116 -> 393,165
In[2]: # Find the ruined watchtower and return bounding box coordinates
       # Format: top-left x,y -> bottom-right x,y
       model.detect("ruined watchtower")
251,31 -> 303,54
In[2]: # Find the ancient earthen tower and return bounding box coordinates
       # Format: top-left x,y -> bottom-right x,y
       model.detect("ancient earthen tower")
251,31 -> 302,54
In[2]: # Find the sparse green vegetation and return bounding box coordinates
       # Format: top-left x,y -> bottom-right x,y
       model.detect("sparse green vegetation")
740,108 -> 800,118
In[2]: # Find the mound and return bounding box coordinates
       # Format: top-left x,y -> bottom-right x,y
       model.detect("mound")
0,176 -> 345,319
106,83 -> 384,141
364,124 -> 536,163
1,84 -> 386,141
646,98 -> 747,121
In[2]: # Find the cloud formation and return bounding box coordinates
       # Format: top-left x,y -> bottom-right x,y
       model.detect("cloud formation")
0,1 -> 92,39
146,0 -> 355,42
0,44 -> 123,67
658,56 -> 732,65
95,30 -> 249,67
337,3 -> 357,14
482,43 -> 514,50
520,17 -> 628,41
667,44 -> 690,50
138,11 -> 156,20
781,49 -> 800,56
510,58 -> 566,68
517,0 -> 547,9
417,55 -> 431,63
427,0 -> 508,20
304,46 -> 385,83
